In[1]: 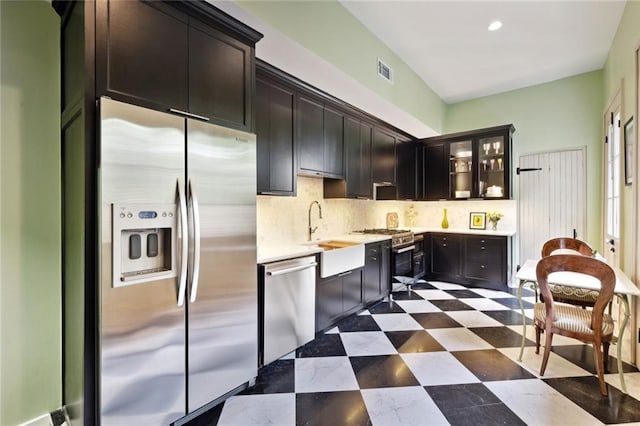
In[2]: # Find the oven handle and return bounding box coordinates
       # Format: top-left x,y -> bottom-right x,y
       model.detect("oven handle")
393,245 -> 416,254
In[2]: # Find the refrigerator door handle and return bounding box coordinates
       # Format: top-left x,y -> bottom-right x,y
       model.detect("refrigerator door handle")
188,178 -> 201,303
177,179 -> 189,306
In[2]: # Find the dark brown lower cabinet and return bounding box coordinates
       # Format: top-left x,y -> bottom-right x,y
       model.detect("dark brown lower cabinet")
342,269 -> 363,313
428,233 -> 511,290
430,233 -> 462,279
363,241 -> 391,304
316,268 -> 363,332
462,235 -> 509,290
316,274 -> 343,331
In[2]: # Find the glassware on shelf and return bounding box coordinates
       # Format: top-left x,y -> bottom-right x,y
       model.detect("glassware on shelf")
497,158 -> 503,170
468,161 -> 472,171
482,159 -> 488,170
490,159 -> 495,170
493,141 -> 501,154
483,143 -> 490,155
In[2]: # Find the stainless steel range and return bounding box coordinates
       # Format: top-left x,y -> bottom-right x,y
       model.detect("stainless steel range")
353,229 -> 415,278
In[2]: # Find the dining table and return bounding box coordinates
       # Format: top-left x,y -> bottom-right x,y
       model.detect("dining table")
515,257 -> 640,393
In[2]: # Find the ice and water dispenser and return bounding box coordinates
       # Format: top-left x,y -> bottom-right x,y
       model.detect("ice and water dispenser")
111,203 -> 177,287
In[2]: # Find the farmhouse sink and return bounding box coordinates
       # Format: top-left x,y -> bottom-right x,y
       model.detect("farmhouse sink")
305,240 -> 365,278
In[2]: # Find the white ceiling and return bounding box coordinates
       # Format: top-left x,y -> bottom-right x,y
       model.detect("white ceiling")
340,1 -> 626,104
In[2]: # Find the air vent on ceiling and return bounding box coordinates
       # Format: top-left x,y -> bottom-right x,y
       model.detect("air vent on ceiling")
377,58 -> 393,84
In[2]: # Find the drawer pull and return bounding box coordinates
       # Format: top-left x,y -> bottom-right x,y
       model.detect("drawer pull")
443,244 -> 447,247
481,240 -> 485,243
371,257 -> 377,261
481,265 -> 485,268
481,247 -> 485,250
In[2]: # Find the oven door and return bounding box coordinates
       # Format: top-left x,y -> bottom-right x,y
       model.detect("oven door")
392,244 -> 415,278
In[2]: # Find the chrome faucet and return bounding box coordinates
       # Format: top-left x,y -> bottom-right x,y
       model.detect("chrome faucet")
308,200 -> 323,241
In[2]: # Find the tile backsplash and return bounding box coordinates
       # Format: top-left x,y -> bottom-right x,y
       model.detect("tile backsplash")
257,176 -> 517,245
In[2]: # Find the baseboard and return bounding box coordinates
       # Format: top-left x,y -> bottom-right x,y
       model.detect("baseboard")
16,408 -> 69,426
16,413 -> 52,426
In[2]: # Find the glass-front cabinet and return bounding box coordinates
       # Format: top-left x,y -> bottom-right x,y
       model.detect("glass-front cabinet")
450,140 -> 473,199
420,124 -> 514,200
478,134 -> 506,198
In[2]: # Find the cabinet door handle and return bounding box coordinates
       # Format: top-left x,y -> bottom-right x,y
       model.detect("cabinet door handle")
481,247 -> 485,250
481,265 -> 485,268
443,244 -> 447,247
371,257 -> 377,261
168,108 -> 210,121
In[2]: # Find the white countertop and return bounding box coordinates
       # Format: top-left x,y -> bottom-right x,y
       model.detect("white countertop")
409,227 -> 516,237
257,228 -> 516,264
257,233 -> 391,264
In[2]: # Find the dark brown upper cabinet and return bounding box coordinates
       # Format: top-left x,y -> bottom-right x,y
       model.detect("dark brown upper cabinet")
96,1 -> 189,111
396,141 -> 417,200
96,0 -> 261,132
297,95 -> 344,178
256,76 -> 296,195
372,127 -> 396,184
421,142 -> 448,201
253,62 -> 415,197
188,20 -> 252,130
419,124 -> 514,200
339,117 -> 373,199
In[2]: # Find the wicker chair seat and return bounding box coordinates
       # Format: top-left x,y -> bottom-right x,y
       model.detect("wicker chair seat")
534,303 -> 614,336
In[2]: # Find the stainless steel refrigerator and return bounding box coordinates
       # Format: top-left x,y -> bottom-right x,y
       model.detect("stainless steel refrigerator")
99,97 -> 257,424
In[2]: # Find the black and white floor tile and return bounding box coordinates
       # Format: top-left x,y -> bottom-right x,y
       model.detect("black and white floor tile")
189,281 -> 640,425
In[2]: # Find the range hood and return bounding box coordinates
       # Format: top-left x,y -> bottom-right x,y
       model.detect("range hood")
373,182 -> 397,200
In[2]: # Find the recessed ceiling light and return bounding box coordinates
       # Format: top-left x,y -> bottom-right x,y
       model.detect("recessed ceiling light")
488,21 -> 503,31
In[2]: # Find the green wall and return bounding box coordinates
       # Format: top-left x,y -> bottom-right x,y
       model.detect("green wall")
603,0 -> 640,278
235,0 -> 446,133
0,1 -> 61,424
445,71 -> 604,250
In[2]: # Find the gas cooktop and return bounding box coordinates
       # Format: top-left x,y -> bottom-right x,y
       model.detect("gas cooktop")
353,228 -> 411,235
352,228 -> 414,248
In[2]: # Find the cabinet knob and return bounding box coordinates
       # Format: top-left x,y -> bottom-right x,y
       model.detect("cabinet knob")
481,264 -> 485,268
443,244 -> 447,247
481,247 -> 485,250
481,240 -> 485,243
371,257 -> 377,261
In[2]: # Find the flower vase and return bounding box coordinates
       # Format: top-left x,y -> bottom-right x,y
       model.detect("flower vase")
441,208 -> 449,229
490,220 -> 498,231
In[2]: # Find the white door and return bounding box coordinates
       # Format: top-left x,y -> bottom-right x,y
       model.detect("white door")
518,148 -> 586,264
604,96 -> 622,268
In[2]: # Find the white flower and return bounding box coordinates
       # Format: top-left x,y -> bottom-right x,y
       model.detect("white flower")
487,211 -> 503,222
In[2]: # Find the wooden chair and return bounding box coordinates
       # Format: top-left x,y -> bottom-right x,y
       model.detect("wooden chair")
541,237 -> 598,307
534,254 -> 616,396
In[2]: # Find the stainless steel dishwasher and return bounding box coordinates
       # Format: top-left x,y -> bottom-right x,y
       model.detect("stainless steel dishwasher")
262,256 -> 317,366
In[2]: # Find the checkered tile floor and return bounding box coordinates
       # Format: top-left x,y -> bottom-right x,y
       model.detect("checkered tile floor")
189,281 -> 640,425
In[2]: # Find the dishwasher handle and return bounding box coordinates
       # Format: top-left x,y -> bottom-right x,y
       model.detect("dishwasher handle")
266,262 -> 318,277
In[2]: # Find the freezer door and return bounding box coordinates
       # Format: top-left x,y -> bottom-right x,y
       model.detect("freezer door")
186,119 -> 257,411
99,97 -> 186,424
